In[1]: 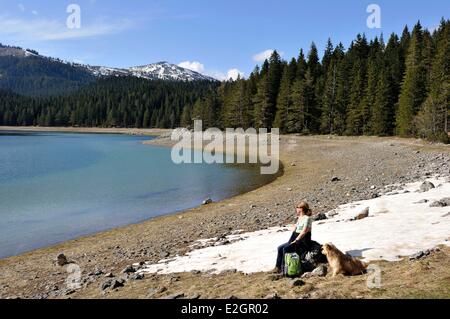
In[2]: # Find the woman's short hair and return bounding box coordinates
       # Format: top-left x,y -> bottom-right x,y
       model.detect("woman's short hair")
297,201 -> 312,216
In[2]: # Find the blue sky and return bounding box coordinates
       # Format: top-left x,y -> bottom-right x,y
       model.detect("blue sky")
0,0 -> 448,80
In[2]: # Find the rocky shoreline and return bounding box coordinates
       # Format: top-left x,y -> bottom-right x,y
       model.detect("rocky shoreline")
0,135 -> 449,299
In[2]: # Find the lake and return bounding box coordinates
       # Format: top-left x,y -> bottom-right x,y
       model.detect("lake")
0,131 -> 275,258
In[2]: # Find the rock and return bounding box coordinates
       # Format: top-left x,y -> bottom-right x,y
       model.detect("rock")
290,279 -> 305,287
148,286 -> 167,297
219,269 -> 237,275
439,198 -> 450,206
264,293 -> 281,299
291,163 -> 296,167
162,292 -> 185,299
188,294 -> 201,300
122,265 -> 136,274
129,273 -> 144,280
287,188 -> 293,191
56,253 -> 68,266
104,273 -> 114,278
202,198 -> 213,205
355,207 -> 369,220
63,289 -> 75,296
160,251 -> 170,258
420,181 -> 435,192
300,241 -> 328,272
311,265 -> 327,277
101,278 -> 124,291
250,204 -> 257,209
312,213 -> 327,222
429,201 -> 447,208
326,210 -> 338,218
301,265 -> 327,278
409,250 -> 431,261
414,199 -> 429,204
226,295 -> 239,299
331,177 -> 341,182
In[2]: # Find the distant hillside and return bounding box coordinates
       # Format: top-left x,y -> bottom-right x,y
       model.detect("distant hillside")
0,77 -> 219,128
0,43 -> 216,96
0,44 -> 96,96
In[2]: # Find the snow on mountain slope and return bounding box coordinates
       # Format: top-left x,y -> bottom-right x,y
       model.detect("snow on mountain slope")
128,62 -> 214,81
71,61 -> 216,81
0,45 -> 216,82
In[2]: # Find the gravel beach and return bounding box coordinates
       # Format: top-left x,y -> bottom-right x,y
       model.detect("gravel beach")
0,131 -> 449,299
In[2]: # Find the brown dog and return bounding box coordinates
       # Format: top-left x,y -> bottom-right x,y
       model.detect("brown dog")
322,243 -> 368,276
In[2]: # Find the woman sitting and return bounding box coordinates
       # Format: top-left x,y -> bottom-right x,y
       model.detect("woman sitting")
272,201 -> 313,273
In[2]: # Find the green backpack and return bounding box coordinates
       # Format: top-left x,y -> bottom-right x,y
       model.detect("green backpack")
284,252 -> 302,277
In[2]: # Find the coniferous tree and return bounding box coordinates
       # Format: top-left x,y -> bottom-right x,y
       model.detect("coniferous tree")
415,19 -> 449,142
274,65 -> 292,132
2,21 -> 448,143
287,78 -> 306,133
253,74 -> 271,129
396,21 -> 427,136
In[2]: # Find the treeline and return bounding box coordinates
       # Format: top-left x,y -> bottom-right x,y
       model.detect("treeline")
0,54 -> 96,96
187,20 -> 449,142
0,20 -> 448,142
0,78 -> 218,128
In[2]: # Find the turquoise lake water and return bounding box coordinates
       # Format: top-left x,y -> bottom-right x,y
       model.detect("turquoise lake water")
0,131 -> 274,258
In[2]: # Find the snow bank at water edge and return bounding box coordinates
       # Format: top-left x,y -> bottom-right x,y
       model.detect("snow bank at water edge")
138,176 -> 450,275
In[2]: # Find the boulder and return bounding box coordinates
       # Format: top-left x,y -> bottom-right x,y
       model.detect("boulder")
301,265 -> 327,278
312,213 -> 327,222
56,253 -> 68,266
311,265 -> 327,277
290,279 -> 305,287
122,265 -> 136,274
300,241 -> 327,272
160,251 -> 170,258
439,198 -> 450,206
331,176 -> 341,182
419,181 -> 435,192
129,273 -> 145,280
430,201 -> 447,208
409,250 -> 431,261
355,207 -> 370,220
161,292 -> 185,299
202,198 -> 213,205
101,278 -> 124,291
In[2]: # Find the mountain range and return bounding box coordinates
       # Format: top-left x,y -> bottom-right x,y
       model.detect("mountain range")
0,44 -> 216,96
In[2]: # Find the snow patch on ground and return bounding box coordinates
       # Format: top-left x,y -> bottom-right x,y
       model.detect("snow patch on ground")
139,177 -> 450,275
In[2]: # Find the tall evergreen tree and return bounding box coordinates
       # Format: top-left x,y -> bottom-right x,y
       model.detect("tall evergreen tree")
274,65 -> 292,132
396,21 -> 427,136
415,19 -> 450,142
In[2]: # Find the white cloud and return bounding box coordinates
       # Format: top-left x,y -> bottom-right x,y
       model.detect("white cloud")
225,68 -> 244,81
178,61 -> 244,81
0,15 -> 132,41
178,61 -> 205,73
18,4 -> 25,12
252,49 -> 284,63
204,69 -> 244,81
32,10 -> 39,16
